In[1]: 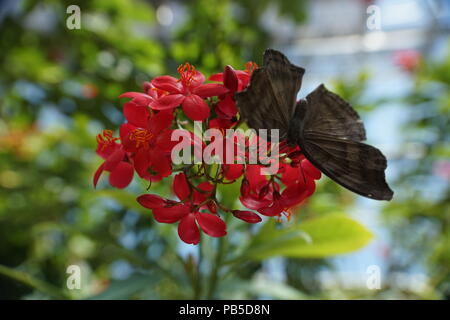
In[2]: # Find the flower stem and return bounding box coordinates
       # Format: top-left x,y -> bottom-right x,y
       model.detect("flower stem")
0,264 -> 70,299
193,233 -> 203,299
205,222 -> 228,299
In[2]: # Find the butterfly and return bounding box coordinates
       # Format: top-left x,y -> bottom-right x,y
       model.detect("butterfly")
235,49 -> 394,201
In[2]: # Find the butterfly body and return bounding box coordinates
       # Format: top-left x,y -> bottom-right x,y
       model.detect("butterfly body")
287,100 -> 307,146
235,49 -> 394,201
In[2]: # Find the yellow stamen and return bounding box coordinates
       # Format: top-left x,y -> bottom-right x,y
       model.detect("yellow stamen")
96,130 -> 119,150
177,63 -> 197,87
245,61 -> 257,74
129,128 -> 153,149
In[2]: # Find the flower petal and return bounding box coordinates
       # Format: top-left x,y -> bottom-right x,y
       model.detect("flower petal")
178,213 -> 200,244
137,194 -> 167,209
208,73 -> 223,82
280,163 -> 301,186
281,184 -> 310,208
237,73 -> 251,90
152,94 -> 185,110
173,172 -> 190,201
119,92 -> 154,106
239,194 -> 272,210
195,212 -> 227,237
257,201 -> 284,217
119,123 -> 135,142
190,71 -> 205,87
109,161 -> 134,189
123,102 -> 149,128
301,159 -> 322,180
104,148 -> 125,171
93,163 -> 105,188
182,95 -> 210,121
148,110 -> 173,135
192,83 -> 229,98
151,75 -> 182,93
245,165 -> 268,191
134,149 -> 151,179
156,129 -> 178,153
209,118 -> 236,129
193,181 -> 214,205
149,151 -> 172,177
216,94 -> 237,118
153,204 -> 190,223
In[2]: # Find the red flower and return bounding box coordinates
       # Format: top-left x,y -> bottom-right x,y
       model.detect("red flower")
394,50 -> 421,72
120,82 -> 167,110
93,130 -> 134,189
208,63 -> 257,128
239,156 -> 317,218
209,117 -> 237,130
137,173 -> 227,244
151,63 -> 228,121
171,129 -> 206,163
240,179 -> 311,217
209,61 -> 257,92
280,159 -> 321,188
222,163 -> 244,181
94,60 -> 322,243
120,107 -> 175,182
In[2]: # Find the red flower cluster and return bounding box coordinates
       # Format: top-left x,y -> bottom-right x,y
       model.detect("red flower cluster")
94,62 -> 321,244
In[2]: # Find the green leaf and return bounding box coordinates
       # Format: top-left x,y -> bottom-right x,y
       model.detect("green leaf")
231,214 -> 373,261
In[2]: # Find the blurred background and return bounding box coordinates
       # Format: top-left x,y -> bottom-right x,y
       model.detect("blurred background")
0,0 -> 449,299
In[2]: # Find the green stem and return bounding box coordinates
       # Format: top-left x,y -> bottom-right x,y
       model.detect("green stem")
193,234 -> 203,299
205,231 -> 227,299
0,264 -> 70,299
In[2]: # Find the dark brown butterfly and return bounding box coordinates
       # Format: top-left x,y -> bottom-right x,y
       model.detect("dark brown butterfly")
235,49 -> 394,201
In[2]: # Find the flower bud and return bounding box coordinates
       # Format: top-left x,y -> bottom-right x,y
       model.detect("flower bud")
258,184 -> 270,199
240,179 -> 250,197
207,201 -> 218,214
232,210 -> 262,223
224,65 -> 238,94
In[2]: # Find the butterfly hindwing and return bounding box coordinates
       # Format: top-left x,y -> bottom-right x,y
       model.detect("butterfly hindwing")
304,84 -> 366,141
302,134 -> 393,200
299,96 -> 393,200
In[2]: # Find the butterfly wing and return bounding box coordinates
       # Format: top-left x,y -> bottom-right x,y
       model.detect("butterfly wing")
303,84 -> 366,141
298,85 -> 393,200
263,49 -> 305,123
235,68 -> 289,140
235,49 -> 305,141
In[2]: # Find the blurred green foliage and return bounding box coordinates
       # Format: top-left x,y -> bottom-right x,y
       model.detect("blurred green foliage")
381,48 -> 450,299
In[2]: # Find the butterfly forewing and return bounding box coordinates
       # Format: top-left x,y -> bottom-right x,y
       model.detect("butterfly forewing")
235,49 -> 305,141
263,49 -> 305,123
235,68 -> 289,140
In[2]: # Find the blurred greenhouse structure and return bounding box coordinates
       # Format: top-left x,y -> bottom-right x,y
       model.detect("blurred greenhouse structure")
0,0 -> 449,299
